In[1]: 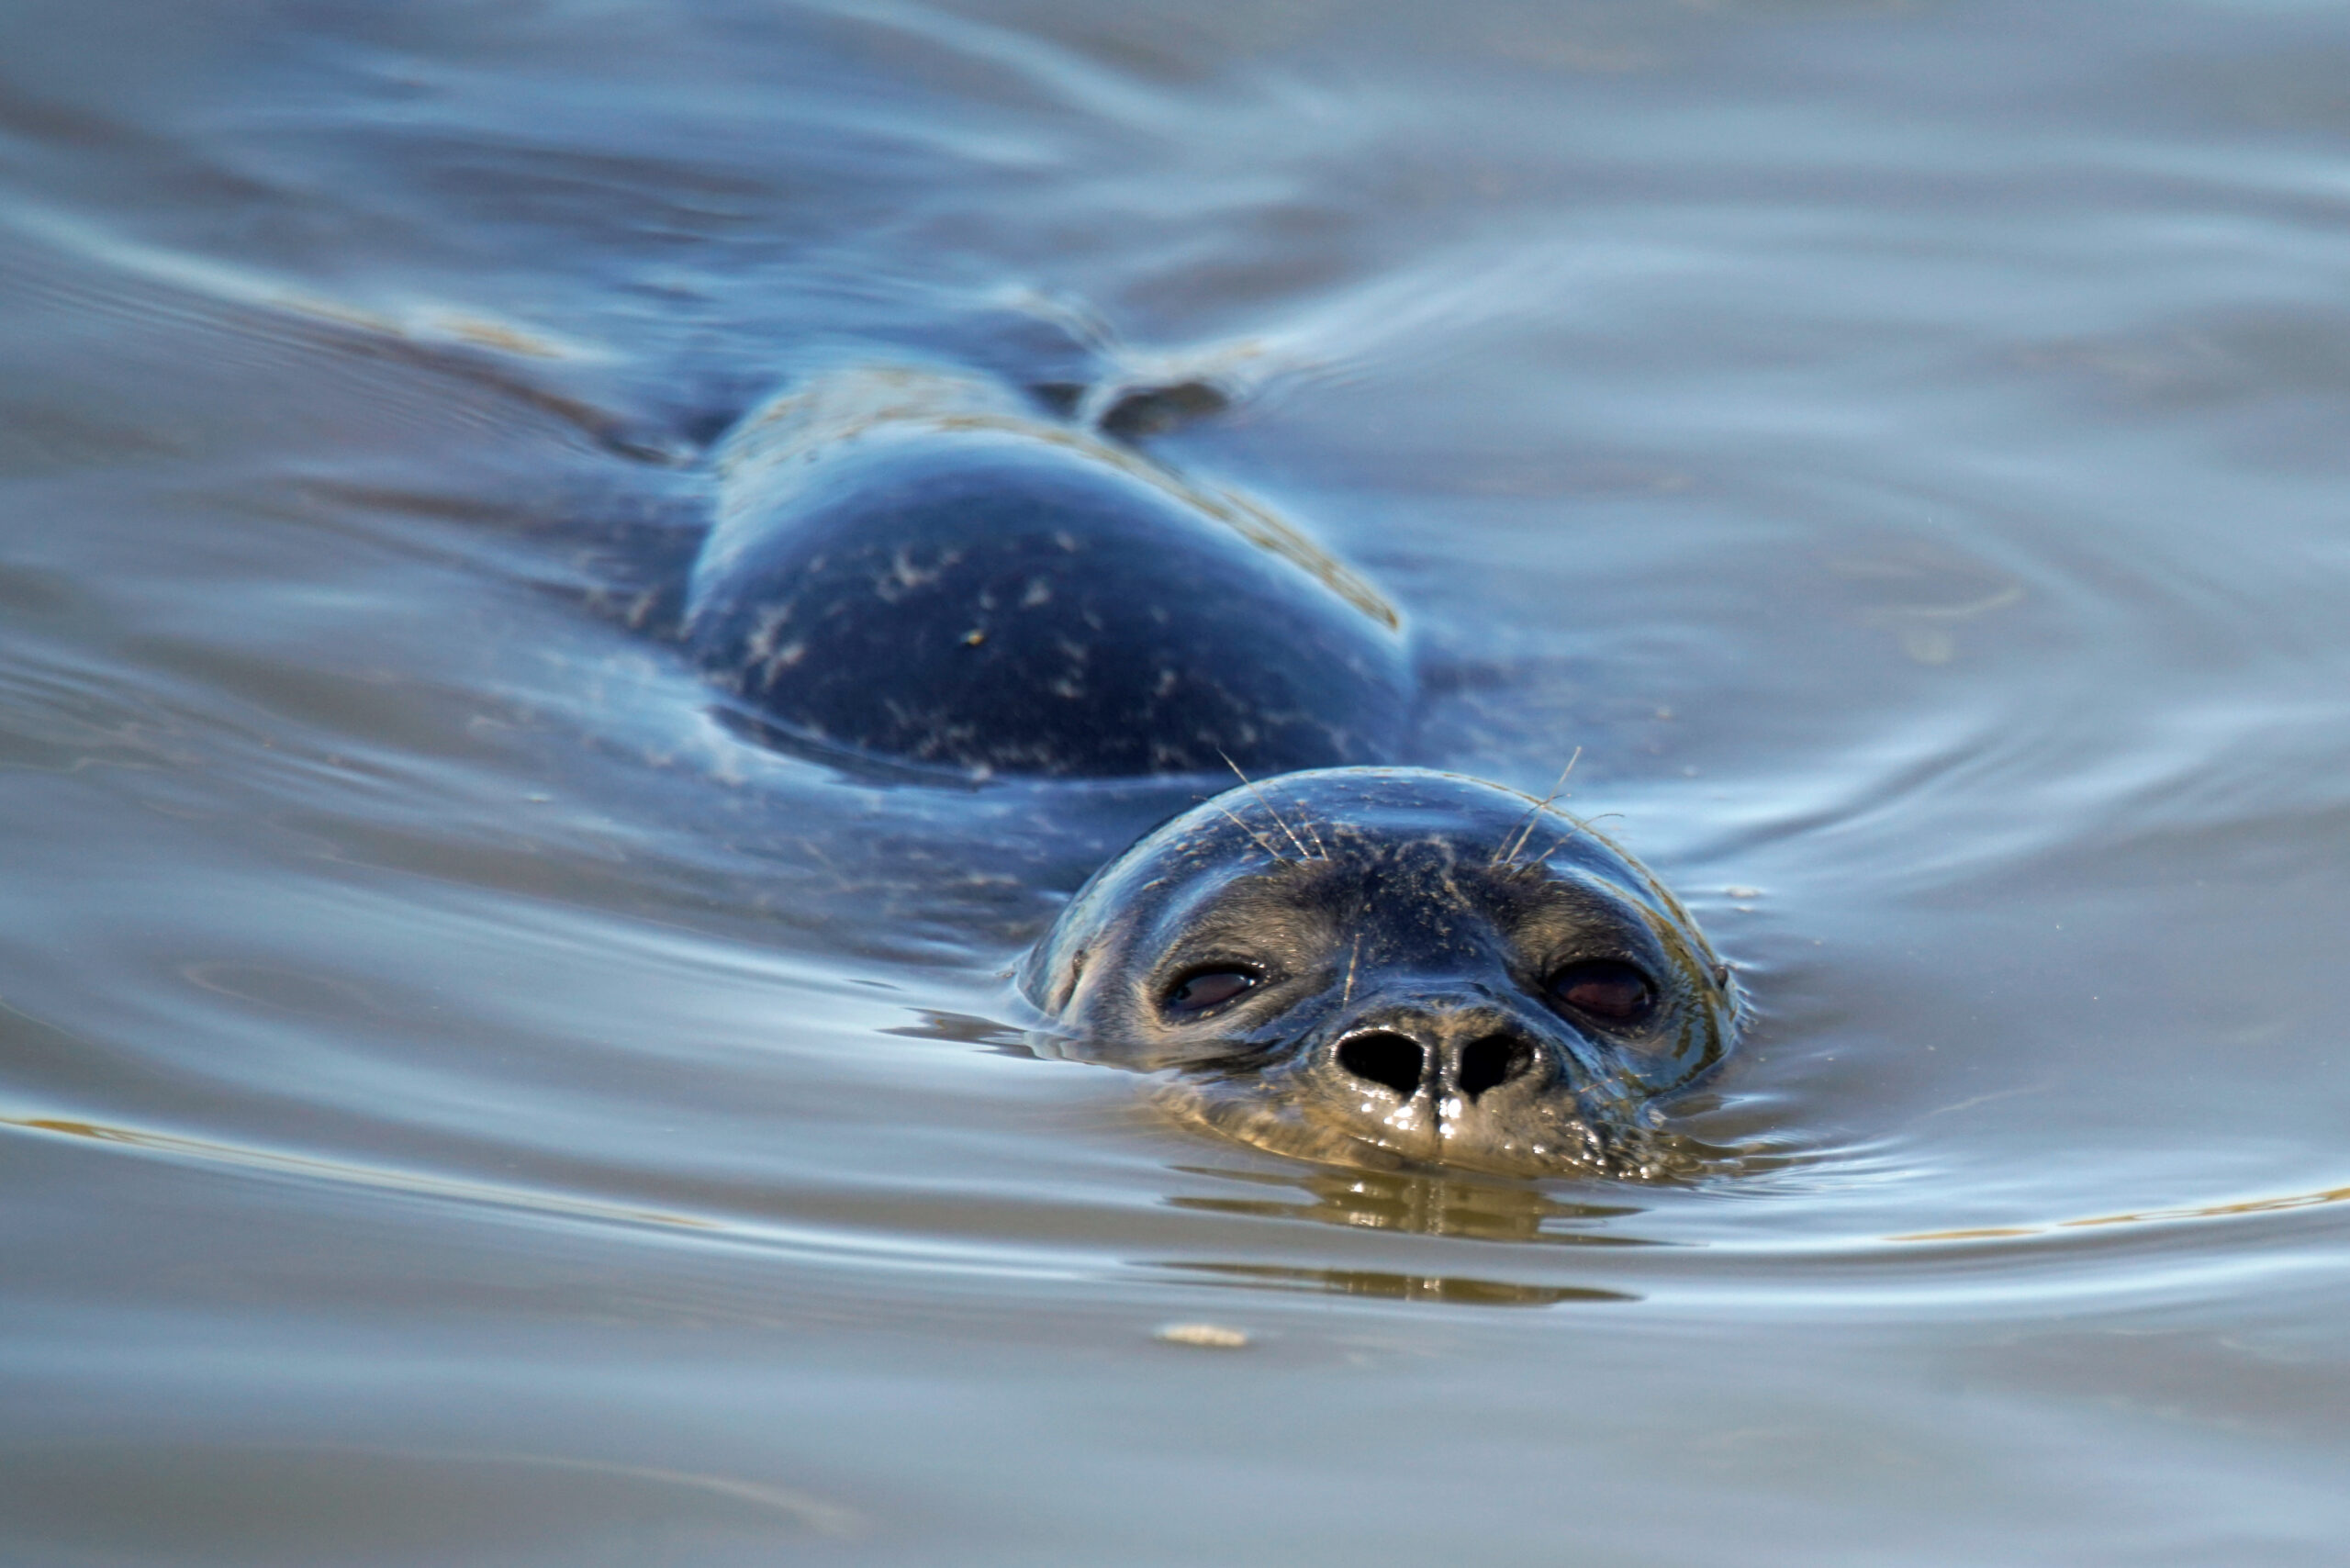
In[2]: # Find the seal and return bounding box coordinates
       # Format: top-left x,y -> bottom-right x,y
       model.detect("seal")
1017,767 -> 1738,1178
680,359 -> 1739,1176
686,364 -> 1413,778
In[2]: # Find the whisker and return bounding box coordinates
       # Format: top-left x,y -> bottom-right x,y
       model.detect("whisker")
1519,824 -> 1583,868
1221,752 -> 1316,862
1517,808 -> 1617,872
1279,777 -> 1329,860
1494,747 -> 1581,868
1213,803 -> 1292,863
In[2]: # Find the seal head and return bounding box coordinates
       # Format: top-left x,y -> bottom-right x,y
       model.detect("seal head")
1020,767 -> 1738,1177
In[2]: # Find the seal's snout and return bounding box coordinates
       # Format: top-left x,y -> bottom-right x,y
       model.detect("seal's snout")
1297,992 -> 1600,1169
1326,1000 -> 1553,1103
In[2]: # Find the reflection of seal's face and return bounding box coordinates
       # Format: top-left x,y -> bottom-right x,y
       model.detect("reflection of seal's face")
1020,768 -> 1740,1178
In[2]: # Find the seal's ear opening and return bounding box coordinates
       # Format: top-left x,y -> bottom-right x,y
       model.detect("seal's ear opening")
1017,942 -> 1086,1015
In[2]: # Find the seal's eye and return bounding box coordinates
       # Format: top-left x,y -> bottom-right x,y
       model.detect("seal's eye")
1548,959 -> 1655,1025
1164,968 -> 1259,1014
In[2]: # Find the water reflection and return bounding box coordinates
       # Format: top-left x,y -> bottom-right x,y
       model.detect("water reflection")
1890,1178 -> 2350,1243
1,1114 -> 717,1233
1158,1260 -> 1633,1308
0,1444 -> 860,1561
1829,548 -> 2028,667
1165,1163 -> 1655,1247
882,1007 -> 1039,1058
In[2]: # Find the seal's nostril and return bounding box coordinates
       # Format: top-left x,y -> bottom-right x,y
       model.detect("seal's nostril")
1457,1035 -> 1535,1098
1337,1032 -> 1426,1095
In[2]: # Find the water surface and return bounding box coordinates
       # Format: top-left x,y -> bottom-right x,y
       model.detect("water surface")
6,1 -> 2350,1562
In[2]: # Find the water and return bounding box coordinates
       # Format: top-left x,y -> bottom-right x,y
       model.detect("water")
5,0 -> 2349,1561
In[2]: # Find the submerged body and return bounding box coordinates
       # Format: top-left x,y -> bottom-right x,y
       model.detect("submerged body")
687,363 -> 1739,1176
688,365 -> 1411,778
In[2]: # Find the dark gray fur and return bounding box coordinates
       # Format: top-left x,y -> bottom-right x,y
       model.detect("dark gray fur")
687,367 -> 1409,778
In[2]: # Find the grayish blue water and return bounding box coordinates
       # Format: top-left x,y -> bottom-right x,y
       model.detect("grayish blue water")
4,1 -> 2349,1562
